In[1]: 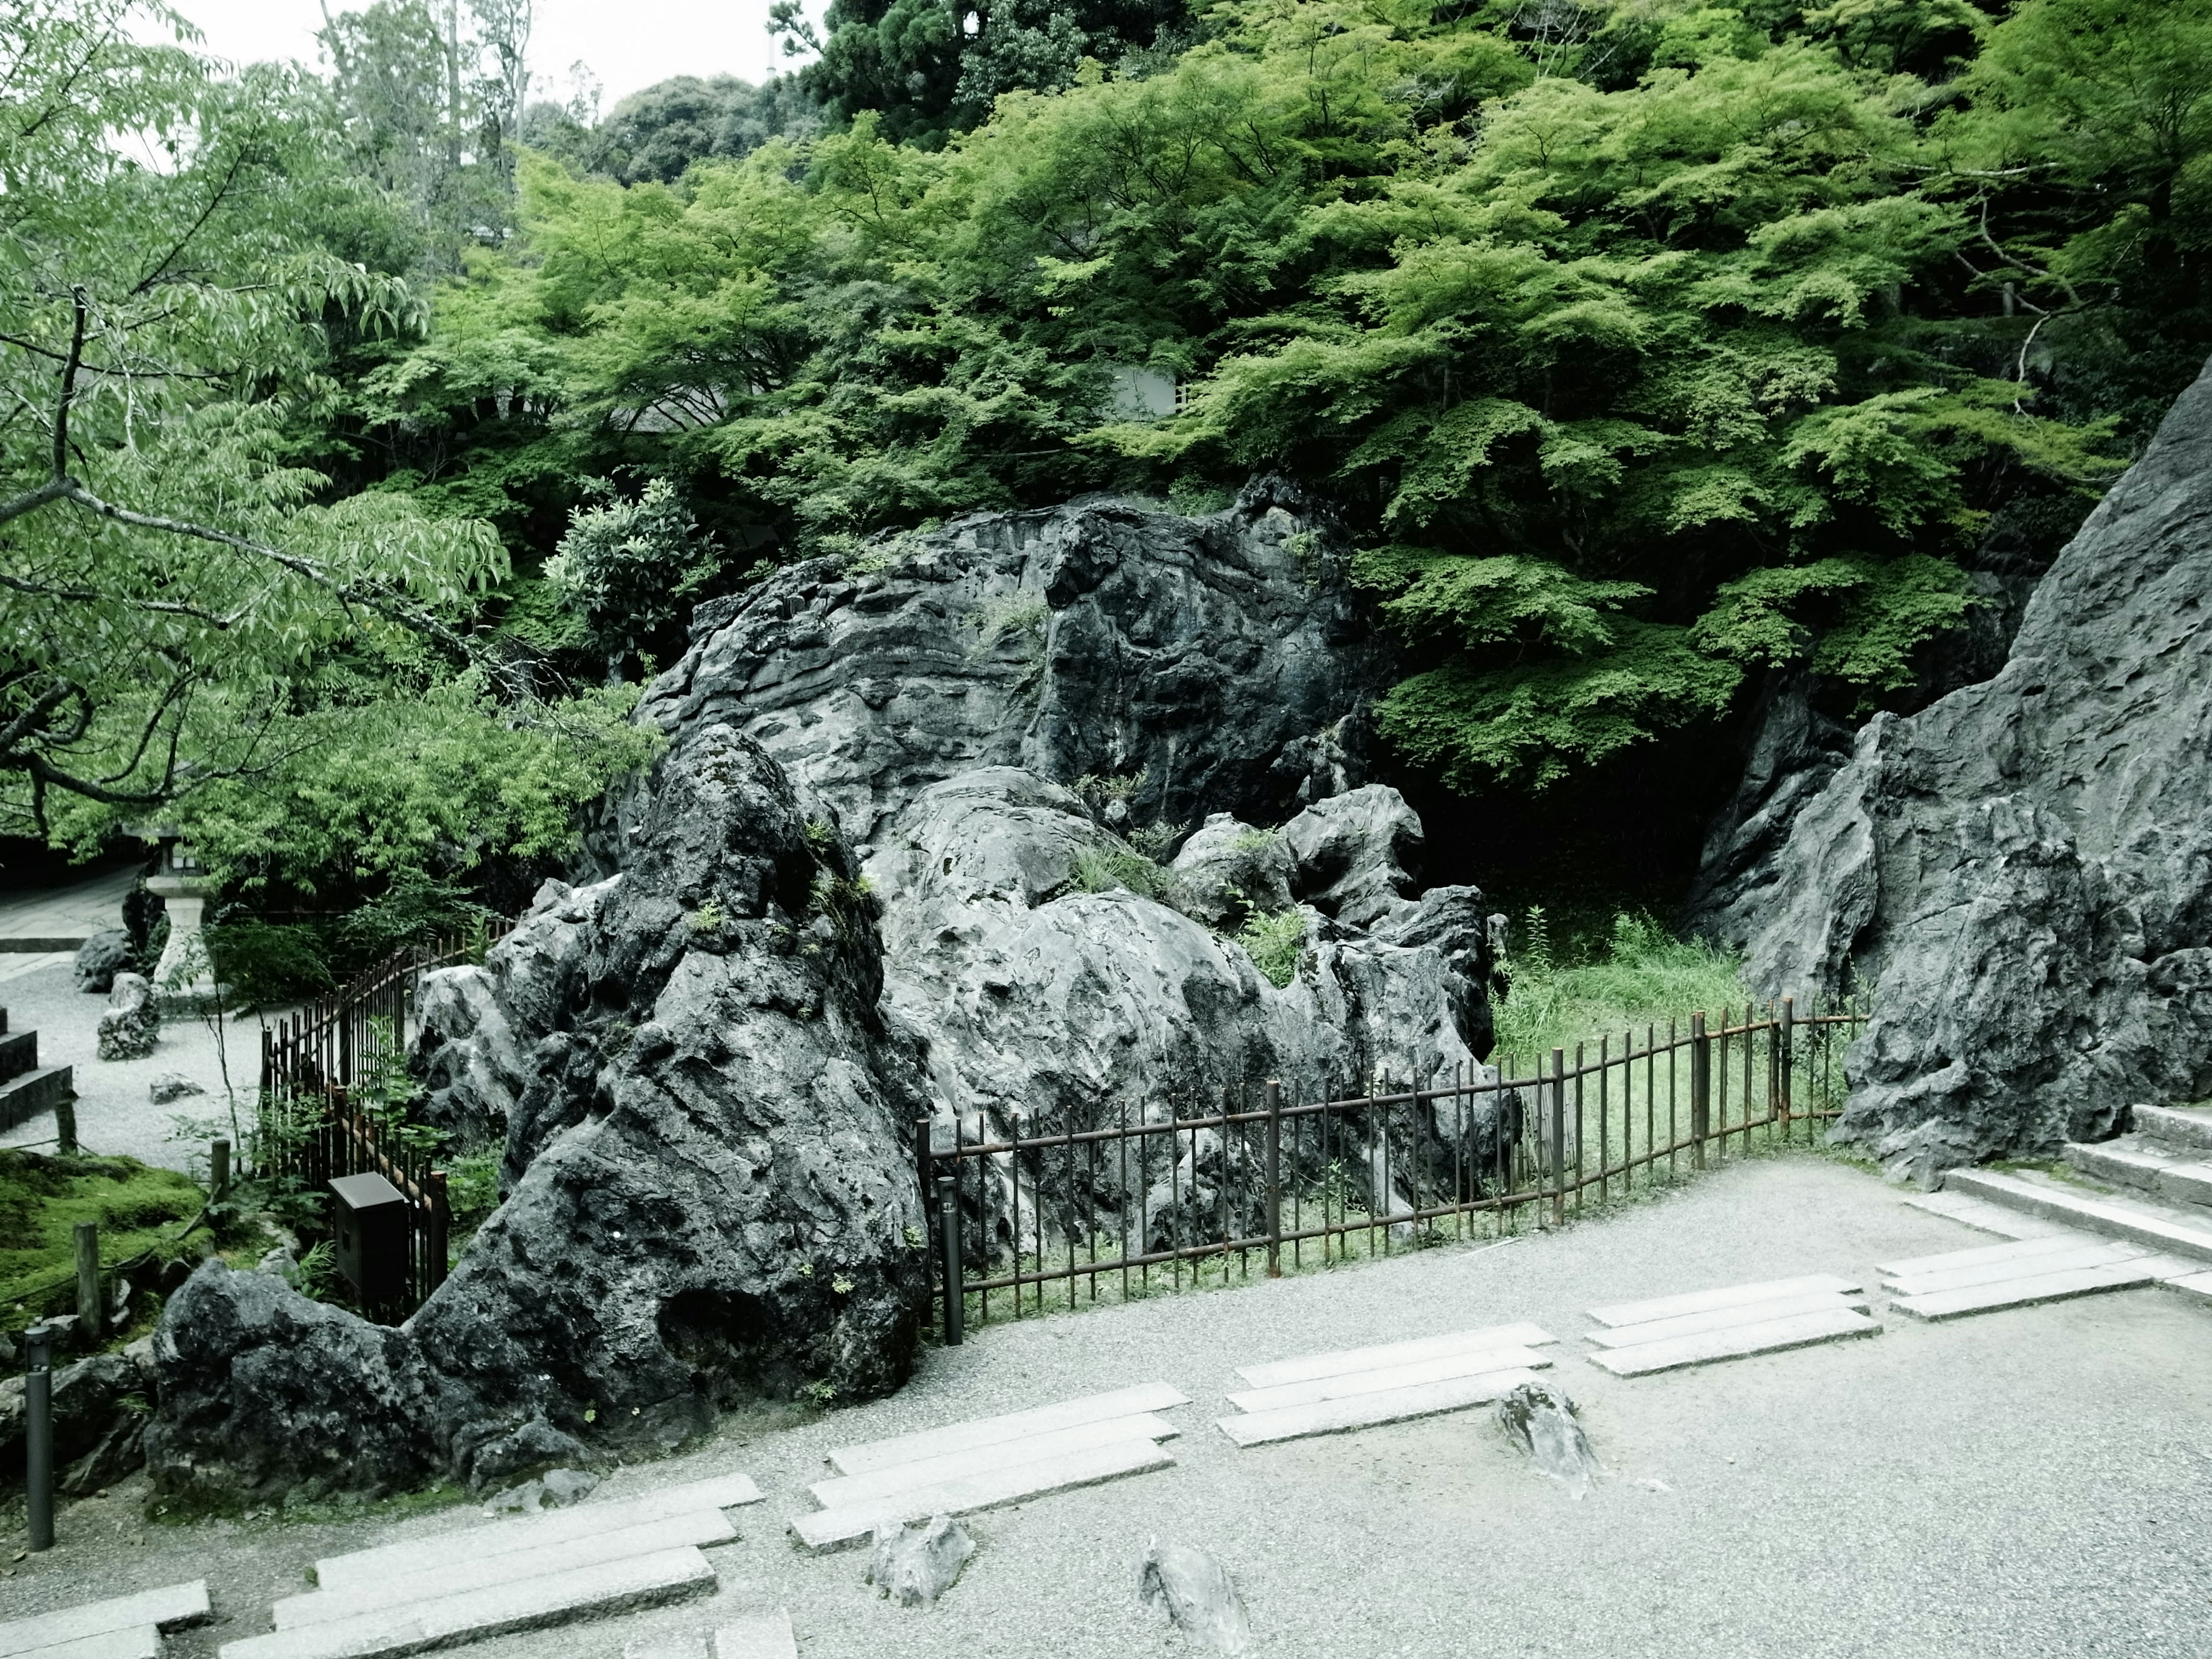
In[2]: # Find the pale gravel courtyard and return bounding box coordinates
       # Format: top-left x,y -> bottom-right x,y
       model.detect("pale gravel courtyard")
6,1153 -> 2210,1658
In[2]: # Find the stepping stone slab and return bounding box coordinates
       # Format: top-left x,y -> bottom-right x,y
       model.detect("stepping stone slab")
1877,1232 -> 2108,1279
1891,1259 -> 2165,1321
796,1434 -> 1175,1551
2165,1270 -> 2212,1307
1586,1306 -> 1879,1377
1225,1343 -> 1551,1414
277,1513 -> 736,1628
714,1615 -> 796,1659
312,1474 -> 759,1593
1943,1169 -> 2212,1263
0,1581 -> 209,1656
1881,1240 -> 2144,1298
1584,1290 -> 1868,1350
1233,1322 -> 1554,1391
1585,1275 -> 1861,1330
1217,1366 -> 1540,1448
1902,1191 -> 2058,1241
824,1382 -> 1185,1477
810,1413 -> 1178,1510
219,1547 -> 717,1659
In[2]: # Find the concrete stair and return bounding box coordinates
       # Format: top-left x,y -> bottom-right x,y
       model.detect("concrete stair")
0,1003 -> 74,1134
1944,1116 -> 2212,1270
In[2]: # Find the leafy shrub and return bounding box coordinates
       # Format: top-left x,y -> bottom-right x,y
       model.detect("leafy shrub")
1237,908 -> 1308,988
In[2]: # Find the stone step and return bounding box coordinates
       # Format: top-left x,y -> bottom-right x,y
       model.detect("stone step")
1883,1240 -> 2145,1298
1224,1344 -> 1550,1415
2064,1138 -> 2212,1209
0,1064 -> 73,1133
824,1382 -> 1186,1478
278,1513 -> 736,1629
220,1547 -> 717,1659
0,1580 -> 209,1657
1584,1290 -> 1868,1350
795,1433 -> 1176,1551
1900,1190 -> 2057,1240
1232,1322 -> 1555,1391
312,1473 -> 760,1593
1877,1232 -> 2104,1279
0,1028 -> 36,1082
1585,1275 -> 1861,1330
1586,1306 -> 1879,1378
809,1413 -> 1178,1511
2134,1104 -> 2212,1155
1891,1257 -> 2166,1321
2164,1270 -> 2212,1308
1216,1366 -> 1539,1448
1943,1168 -> 2212,1265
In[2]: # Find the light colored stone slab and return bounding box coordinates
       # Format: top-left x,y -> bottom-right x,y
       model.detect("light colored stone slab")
2135,1105 -> 2212,1154
713,1614 -> 796,1659
1585,1291 -> 1867,1349
1944,1168 -> 2212,1264
1585,1275 -> 1861,1330
1225,1344 -> 1550,1414
13,1628 -> 158,1659
1217,1368 -> 1539,1448
2163,1270 -> 2212,1305
1901,1190 -> 2058,1240
221,1547 -> 716,1659
824,1382 -> 1185,1477
0,1581 -> 208,1656
796,1434 -> 1175,1550
279,1513 -> 735,1628
1882,1241 -> 2143,1297
1877,1231 -> 2104,1278
312,1474 -> 759,1593
810,1412 -> 1176,1510
1231,1322 -> 1554,1391
1586,1306 -> 1878,1377
1891,1259 -> 2162,1321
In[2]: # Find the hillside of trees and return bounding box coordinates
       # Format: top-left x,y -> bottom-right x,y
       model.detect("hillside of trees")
6,0 -> 2208,944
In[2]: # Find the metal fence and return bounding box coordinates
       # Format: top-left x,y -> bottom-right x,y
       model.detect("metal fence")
919,994 -> 1865,1338
252,922 -> 513,1315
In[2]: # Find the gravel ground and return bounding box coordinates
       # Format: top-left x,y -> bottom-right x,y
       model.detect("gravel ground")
0,957 -> 279,1173
6,1153 -> 2210,1658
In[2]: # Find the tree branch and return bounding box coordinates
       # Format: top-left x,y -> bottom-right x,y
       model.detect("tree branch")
0,569 -> 240,626
53,286 -> 87,478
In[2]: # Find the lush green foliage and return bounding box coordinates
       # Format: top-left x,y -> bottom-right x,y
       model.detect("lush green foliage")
0,1150 -> 202,1330
0,1 -> 656,906
1491,908 -> 1747,1063
382,0 -> 2207,793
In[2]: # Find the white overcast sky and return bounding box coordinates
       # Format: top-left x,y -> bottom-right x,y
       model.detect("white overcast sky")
153,0 -> 813,108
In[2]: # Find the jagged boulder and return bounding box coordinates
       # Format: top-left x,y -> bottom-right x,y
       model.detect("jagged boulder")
1281,784 -> 1424,931
1709,358 -> 2212,1178
149,721 -> 933,1499
96,972 -> 157,1060
74,928 -> 130,994
1168,815 -> 1295,929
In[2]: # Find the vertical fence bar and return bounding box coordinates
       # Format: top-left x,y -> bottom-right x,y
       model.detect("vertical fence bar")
937,1174 -> 963,1346
426,1168 -> 449,1292
1691,1012 -> 1711,1169
74,1222 -> 100,1337
1780,996 -> 1795,1140
1573,1044 -> 1586,1214
1549,1048 -> 1566,1228
1265,1080 -> 1283,1279
1598,1037 -> 1609,1203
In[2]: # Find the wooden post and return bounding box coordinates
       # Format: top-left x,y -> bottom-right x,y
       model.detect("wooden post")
1691,1012 -> 1711,1169
1550,1049 -> 1566,1228
210,1138 -> 231,1197
1265,1080 -> 1283,1279
54,1095 -> 77,1157
1779,997 -> 1795,1139
426,1168 -> 450,1290
74,1221 -> 100,1339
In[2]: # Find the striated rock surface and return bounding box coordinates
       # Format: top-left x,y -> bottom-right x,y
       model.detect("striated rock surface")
1709,359 -> 2212,1179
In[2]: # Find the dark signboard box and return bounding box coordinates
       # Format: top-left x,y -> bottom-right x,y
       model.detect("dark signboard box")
329,1172 -> 408,1304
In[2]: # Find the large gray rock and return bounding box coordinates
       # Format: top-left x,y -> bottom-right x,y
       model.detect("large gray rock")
0,1347 -> 151,1497
96,971 -> 157,1060
1281,784 -> 1423,931
1710,359 -> 2212,1179
149,721 -> 933,1499
1168,814 -> 1294,929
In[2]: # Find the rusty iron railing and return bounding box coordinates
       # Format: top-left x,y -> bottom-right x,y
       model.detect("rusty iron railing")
921,994 -> 1865,1336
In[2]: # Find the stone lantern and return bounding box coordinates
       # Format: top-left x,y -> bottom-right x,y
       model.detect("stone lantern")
130,825 -> 222,1011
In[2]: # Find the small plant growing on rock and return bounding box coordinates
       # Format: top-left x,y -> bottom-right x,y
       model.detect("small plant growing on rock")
1237,909 -> 1307,988
687,899 -> 726,932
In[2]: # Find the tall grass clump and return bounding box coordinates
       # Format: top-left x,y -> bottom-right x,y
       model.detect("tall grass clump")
1491,909 -> 1748,1066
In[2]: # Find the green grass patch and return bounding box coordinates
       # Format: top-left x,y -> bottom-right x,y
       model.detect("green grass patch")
1,1150 -> 203,1334
1491,908 -> 1751,1070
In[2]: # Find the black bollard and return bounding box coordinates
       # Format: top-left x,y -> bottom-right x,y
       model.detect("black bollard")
25,1323 -> 54,1551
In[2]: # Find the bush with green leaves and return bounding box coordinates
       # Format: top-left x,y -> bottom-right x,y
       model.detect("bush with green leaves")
1236,907 -> 1308,988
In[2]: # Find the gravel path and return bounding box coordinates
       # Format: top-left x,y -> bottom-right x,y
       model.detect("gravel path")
1,956 -> 280,1173
6,1154 -> 2210,1657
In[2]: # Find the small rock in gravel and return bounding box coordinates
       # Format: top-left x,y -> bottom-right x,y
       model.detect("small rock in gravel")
868,1514 -> 974,1607
75,928 -> 130,994
1497,1378 -> 1601,1499
485,1467 -> 601,1514
96,972 -> 158,1061
148,1072 -> 204,1103
1138,1539 -> 1252,1653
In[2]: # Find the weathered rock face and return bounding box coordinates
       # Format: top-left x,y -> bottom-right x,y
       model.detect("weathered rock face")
96,972 -> 157,1060
638,481 -> 1390,849
149,720 -> 933,1497
1709,359 -> 2212,1179
74,928 -> 129,994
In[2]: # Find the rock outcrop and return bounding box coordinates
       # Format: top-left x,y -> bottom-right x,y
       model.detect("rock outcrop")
1707,360 -> 2212,1179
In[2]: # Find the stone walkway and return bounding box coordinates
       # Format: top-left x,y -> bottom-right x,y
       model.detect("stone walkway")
6,1155 -> 2210,1658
